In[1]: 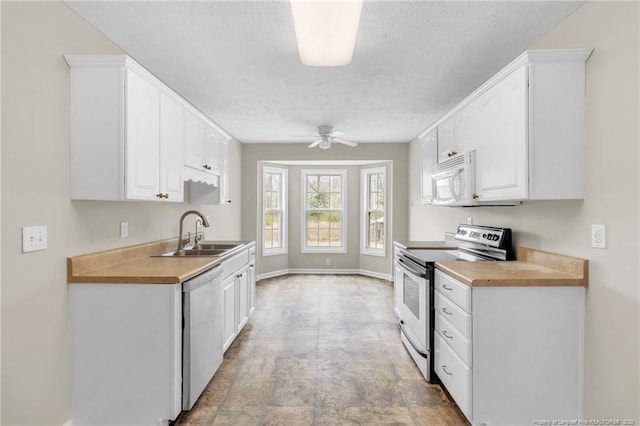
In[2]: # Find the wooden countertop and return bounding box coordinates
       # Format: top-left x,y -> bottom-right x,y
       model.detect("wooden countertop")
67,239 -> 254,284
435,247 -> 588,287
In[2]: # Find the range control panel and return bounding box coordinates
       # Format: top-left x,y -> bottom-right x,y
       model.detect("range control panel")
455,225 -> 507,248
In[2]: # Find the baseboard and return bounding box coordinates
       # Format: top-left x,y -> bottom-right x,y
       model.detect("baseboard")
256,269 -> 290,281
257,269 -> 392,282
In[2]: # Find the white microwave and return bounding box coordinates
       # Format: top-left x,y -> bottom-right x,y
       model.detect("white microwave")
431,150 -> 477,206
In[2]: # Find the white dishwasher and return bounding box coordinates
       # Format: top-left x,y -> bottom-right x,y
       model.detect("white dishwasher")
182,265 -> 224,410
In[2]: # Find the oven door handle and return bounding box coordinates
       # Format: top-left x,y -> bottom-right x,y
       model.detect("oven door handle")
399,320 -> 429,359
397,257 -> 428,279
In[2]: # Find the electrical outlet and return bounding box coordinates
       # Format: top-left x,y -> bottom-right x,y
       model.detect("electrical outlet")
325,258 -> 331,266
22,225 -> 47,253
467,217 -> 473,225
591,224 -> 606,249
120,221 -> 129,238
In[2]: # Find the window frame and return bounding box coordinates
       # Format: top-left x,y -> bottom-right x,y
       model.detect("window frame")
360,166 -> 387,257
262,165 -> 288,257
301,169 -> 347,254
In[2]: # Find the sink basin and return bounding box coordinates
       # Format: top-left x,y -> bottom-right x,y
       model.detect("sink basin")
152,242 -> 244,257
195,242 -> 244,250
154,248 -> 230,257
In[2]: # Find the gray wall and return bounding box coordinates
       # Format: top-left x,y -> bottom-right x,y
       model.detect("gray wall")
1,2 -> 243,424
242,144 -> 408,278
407,2 -> 639,420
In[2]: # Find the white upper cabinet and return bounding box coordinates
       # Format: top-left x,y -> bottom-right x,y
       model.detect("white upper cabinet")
66,55 -> 185,202
184,109 -> 207,172
125,68 -> 161,201
420,129 -> 437,204
436,116 -> 456,161
474,64 -> 528,201
159,92 -> 185,201
420,49 -> 592,203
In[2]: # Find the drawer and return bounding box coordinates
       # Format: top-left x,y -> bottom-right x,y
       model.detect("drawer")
221,249 -> 249,280
435,334 -> 472,421
435,291 -> 472,339
436,313 -> 472,366
435,269 -> 471,312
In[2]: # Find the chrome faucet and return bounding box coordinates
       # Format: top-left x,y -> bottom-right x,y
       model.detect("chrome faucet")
176,210 -> 210,254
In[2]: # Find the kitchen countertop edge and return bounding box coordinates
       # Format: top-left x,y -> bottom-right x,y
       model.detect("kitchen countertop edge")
68,240 -> 254,284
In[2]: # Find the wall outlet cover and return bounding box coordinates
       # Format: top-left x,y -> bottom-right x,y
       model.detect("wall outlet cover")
591,224 -> 606,249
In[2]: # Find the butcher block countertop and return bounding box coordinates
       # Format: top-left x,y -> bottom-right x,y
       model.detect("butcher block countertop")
67,238 -> 253,284
435,247 -> 588,287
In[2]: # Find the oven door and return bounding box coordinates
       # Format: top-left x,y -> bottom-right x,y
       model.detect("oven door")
396,258 -> 430,373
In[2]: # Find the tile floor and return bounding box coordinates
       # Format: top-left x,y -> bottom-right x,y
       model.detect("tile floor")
176,274 -> 468,425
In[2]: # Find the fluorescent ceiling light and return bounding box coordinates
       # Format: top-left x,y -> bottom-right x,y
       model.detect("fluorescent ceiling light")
290,0 -> 363,67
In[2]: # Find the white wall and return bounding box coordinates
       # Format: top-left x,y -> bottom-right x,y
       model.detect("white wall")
408,1 -> 639,420
1,2 -> 242,424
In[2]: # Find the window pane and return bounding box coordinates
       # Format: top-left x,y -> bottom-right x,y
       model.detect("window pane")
264,174 -> 272,191
319,176 -> 330,192
307,175 -> 318,193
330,176 -> 341,192
329,212 -> 341,228
369,174 -> 377,193
330,229 -> 341,246
307,229 -> 318,246
330,193 -> 341,209
272,212 -> 280,230
309,191 -> 329,209
272,230 -> 280,248
307,212 -> 319,229
265,230 -> 273,248
264,212 -> 272,229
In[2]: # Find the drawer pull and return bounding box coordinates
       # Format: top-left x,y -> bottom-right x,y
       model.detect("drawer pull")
442,284 -> 453,291
442,307 -> 453,316
442,330 -> 453,339
442,365 -> 453,376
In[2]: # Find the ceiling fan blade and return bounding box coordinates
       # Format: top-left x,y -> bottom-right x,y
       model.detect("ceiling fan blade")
290,134 -> 320,138
331,131 -> 345,137
308,139 -> 322,148
332,137 -> 358,147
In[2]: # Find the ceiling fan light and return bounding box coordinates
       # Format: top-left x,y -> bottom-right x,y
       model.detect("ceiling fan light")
290,0 -> 363,67
319,139 -> 331,150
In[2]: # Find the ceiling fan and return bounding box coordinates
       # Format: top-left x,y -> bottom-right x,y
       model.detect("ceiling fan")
294,125 -> 358,150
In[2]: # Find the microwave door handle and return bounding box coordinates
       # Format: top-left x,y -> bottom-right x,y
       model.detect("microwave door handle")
450,170 -> 463,202
432,171 -> 457,204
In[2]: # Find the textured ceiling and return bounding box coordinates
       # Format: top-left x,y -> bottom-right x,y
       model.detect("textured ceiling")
65,1 -> 583,144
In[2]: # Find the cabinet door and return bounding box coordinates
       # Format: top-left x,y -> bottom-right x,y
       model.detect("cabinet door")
475,65 -> 528,201
437,116 -> 455,162
125,69 -> 160,200
236,265 -> 250,332
453,102 -> 479,157
248,261 -> 256,314
184,109 -> 206,170
420,129 -> 437,204
204,126 -> 221,175
222,275 -> 236,352
218,138 -> 231,204
159,93 -> 184,202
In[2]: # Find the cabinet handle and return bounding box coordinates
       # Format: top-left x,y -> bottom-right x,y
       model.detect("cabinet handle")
447,150 -> 458,157
156,193 -> 163,198
442,307 -> 453,316
442,365 -> 453,376
472,193 -> 479,200
203,164 -> 212,171
442,330 -> 453,339
163,193 -> 169,199
156,193 -> 169,199
442,284 -> 453,291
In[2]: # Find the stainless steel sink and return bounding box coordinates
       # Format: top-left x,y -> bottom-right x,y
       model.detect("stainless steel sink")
154,249 -> 228,257
152,243 -> 244,257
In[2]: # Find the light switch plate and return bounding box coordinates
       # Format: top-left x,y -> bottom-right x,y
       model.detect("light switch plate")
22,225 -> 48,253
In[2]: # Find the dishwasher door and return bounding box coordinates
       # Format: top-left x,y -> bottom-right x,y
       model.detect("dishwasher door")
182,265 -> 224,410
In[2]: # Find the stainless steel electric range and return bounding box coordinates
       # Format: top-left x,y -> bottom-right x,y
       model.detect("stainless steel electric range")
393,224 -> 514,383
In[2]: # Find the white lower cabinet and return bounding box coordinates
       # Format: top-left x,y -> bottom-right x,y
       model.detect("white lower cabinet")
222,242 -> 257,352
69,283 -> 182,425
434,269 -> 585,425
